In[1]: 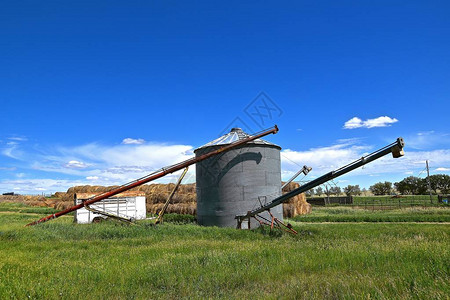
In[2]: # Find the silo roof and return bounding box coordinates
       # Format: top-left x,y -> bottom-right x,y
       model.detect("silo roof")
195,128 -> 280,150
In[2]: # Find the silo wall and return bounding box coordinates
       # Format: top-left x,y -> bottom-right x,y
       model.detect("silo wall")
195,144 -> 282,228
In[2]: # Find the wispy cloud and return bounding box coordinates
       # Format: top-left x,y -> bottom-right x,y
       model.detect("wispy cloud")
343,116 -> 398,129
0,167 -> 16,171
0,179 -> 88,194
406,131 -> 450,150
122,138 -> 145,145
436,167 -> 450,172
1,144 -> 23,160
281,140 -> 450,181
7,136 -> 27,142
28,142 -> 196,187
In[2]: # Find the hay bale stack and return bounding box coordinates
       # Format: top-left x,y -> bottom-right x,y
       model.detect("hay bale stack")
281,182 -> 312,218
45,183 -> 197,216
0,195 -> 26,204
138,183 -> 196,215
0,194 -> 49,207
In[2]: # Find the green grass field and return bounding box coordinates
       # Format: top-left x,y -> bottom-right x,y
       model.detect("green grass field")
353,195 -> 441,202
0,203 -> 449,299
293,206 -> 450,223
352,195 -> 444,207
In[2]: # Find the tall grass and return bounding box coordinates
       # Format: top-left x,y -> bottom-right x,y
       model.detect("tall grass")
0,205 -> 448,299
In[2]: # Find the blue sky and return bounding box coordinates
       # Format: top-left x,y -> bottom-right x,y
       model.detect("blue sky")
1,1 -> 449,194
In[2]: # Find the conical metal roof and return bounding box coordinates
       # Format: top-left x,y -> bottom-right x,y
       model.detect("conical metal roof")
195,128 -> 280,151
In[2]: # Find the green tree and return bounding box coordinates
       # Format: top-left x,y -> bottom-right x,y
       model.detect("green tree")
370,181 -> 392,195
315,187 -> 323,196
440,175 -> 450,194
429,174 -> 450,194
394,176 -> 427,195
344,185 -> 361,196
324,185 -> 331,198
330,186 -> 341,196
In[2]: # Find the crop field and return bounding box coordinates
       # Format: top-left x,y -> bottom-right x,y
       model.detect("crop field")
0,202 -> 449,299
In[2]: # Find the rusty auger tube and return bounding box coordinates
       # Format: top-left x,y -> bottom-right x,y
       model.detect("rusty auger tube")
26,125 -> 279,226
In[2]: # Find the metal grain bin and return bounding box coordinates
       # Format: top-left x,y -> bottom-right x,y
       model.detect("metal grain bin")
195,128 -> 282,228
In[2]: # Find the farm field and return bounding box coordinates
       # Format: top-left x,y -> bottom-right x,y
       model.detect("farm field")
0,203 -> 449,299
352,195 -> 443,207
293,206 -> 450,223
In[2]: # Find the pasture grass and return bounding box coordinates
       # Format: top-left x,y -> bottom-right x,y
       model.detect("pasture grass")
0,204 -> 448,299
293,206 -> 450,223
0,201 -> 60,215
354,195 -> 440,202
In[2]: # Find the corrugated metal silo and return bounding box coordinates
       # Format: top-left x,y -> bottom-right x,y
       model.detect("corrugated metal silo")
195,128 -> 282,228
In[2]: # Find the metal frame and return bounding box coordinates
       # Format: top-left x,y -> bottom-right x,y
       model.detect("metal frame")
83,201 -> 134,224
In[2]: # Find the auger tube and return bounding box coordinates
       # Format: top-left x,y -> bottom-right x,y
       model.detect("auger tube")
236,137 -> 405,222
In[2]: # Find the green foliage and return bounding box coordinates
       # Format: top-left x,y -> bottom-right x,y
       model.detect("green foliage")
330,186 -> 341,195
395,176 -> 428,195
370,181 -> 392,195
429,174 -> 450,194
343,184 -> 361,196
161,213 -> 196,224
315,187 -> 323,196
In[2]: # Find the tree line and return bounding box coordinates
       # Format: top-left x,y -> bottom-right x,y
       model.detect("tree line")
304,174 -> 450,197
370,174 -> 450,196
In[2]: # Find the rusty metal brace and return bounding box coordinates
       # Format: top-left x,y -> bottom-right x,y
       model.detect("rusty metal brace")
252,210 -> 298,235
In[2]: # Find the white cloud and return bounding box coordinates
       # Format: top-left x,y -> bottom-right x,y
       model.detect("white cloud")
4,135 -> 450,193
64,160 -> 89,169
0,179 -> 87,194
343,117 -> 364,129
8,136 -> 27,142
436,167 -> 450,171
0,167 -> 16,171
122,138 -> 145,145
1,145 -> 23,160
343,116 -> 398,129
281,140 -> 450,182
27,142 -> 196,187
281,140 -> 371,175
406,131 -> 450,150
